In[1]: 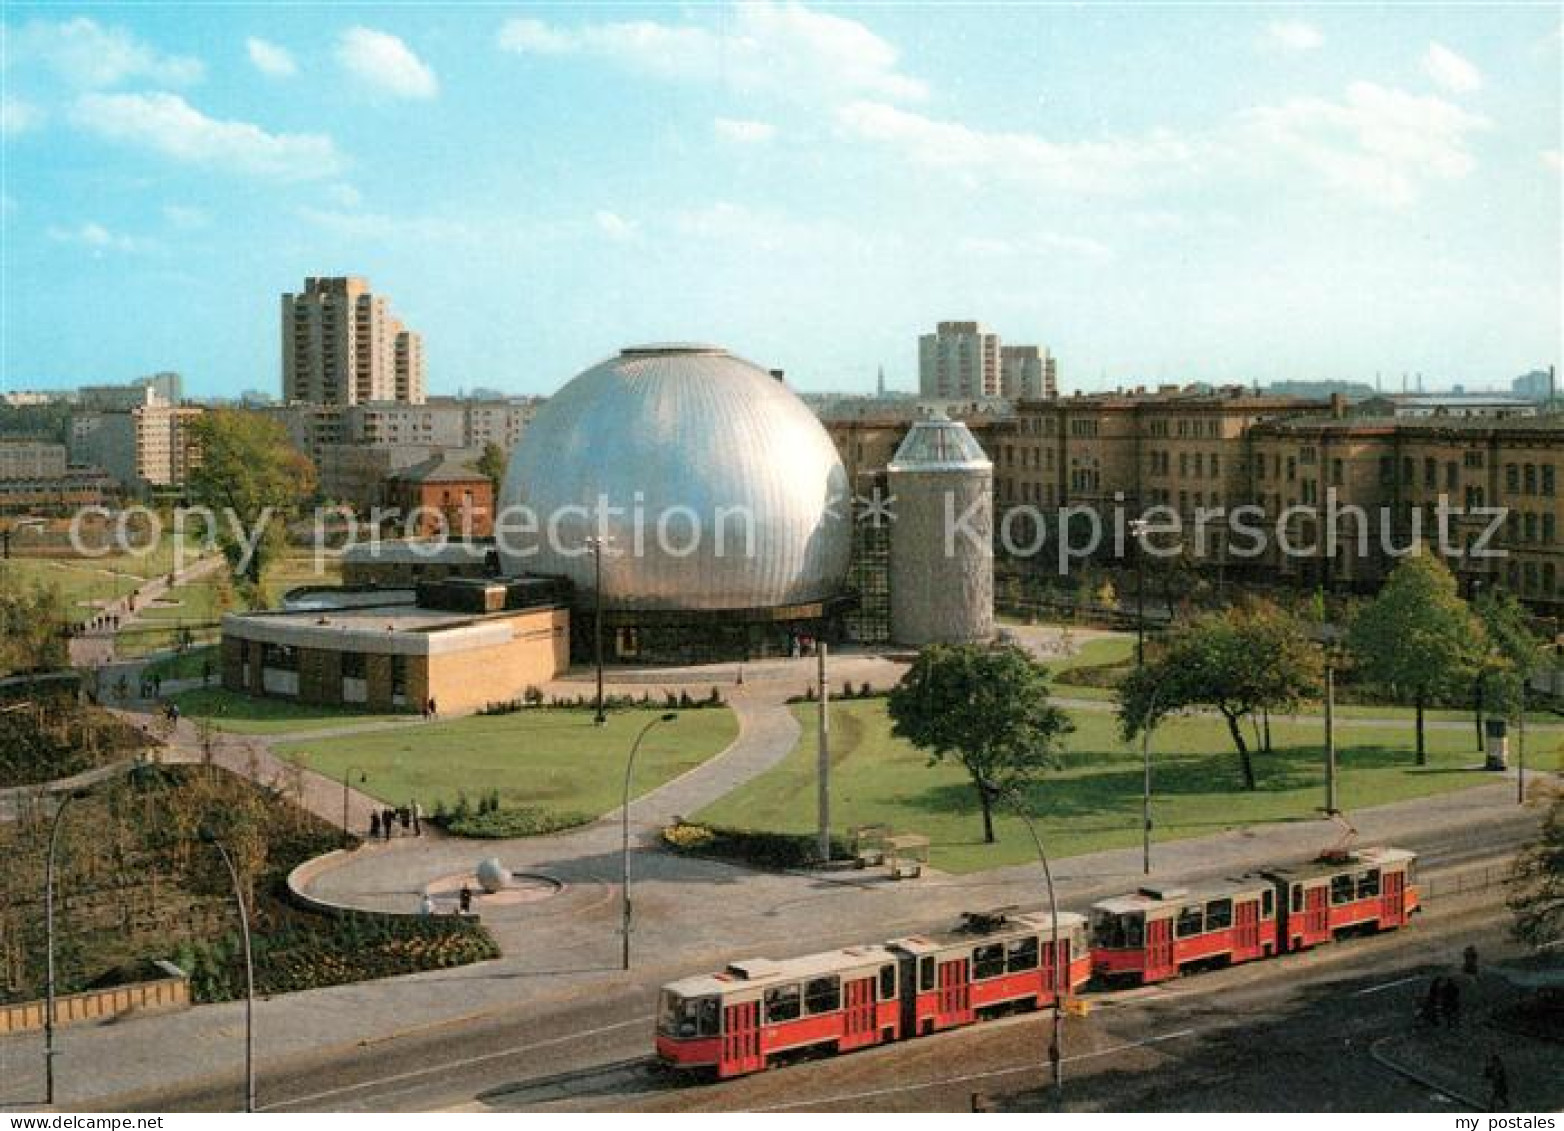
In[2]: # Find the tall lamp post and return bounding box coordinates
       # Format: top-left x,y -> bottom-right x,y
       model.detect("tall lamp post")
585,536 -> 611,725
200,829 -> 256,1113
1139,687 -> 1161,875
44,788 -> 89,1108
1128,518 -> 1149,666
621,712 -> 677,971
1011,803 -> 1065,1100
341,766 -> 367,840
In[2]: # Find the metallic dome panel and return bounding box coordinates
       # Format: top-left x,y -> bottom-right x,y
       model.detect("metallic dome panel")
497,346 -> 852,611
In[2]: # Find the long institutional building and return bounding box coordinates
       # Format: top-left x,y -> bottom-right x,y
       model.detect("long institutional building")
828,387 -> 1563,614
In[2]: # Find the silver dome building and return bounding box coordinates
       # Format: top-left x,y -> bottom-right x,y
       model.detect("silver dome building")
497,345 -> 853,658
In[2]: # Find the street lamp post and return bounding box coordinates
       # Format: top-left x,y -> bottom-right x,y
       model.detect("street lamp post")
1012,805 -> 1065,1099
621,713 -> 677,971
1324,654 -> 1339,817
43,788 -> 89,1108
1140,688 -> 1161,875
341,766 -> 367,840
586,536 -> 610,725
201,829 -> 256,1113
1517,679 -> 1527,805
1128,518 -> 1149,666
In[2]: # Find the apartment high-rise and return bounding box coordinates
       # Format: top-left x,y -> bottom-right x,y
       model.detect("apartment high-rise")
281,276 -> 426,406
918,321 -> 1001,399
1000,345 -> 1058,400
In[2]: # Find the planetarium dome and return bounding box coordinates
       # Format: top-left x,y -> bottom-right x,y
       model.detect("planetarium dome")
497,345 -> 852,612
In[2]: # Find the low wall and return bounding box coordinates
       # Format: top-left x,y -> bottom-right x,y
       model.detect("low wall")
285,847 -> 479,923
0,963 -> 188,1036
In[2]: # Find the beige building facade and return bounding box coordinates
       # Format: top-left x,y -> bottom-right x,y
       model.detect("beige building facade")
281,276 -> 426,406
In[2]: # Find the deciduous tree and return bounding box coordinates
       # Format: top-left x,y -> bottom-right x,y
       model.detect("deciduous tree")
1509,786 -> 1563,947
888,643 -> 1073,844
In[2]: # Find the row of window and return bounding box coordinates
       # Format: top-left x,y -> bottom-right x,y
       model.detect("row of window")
246,643 -> 407,694
1146,451 -> 1223,479
760,966 -> 897,1025
1288,869 -> 1384,912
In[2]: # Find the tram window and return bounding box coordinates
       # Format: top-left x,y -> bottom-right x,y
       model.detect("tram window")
1176,906 -> 1205,937
1006,937 -> 1039,972
1205,899 -> 1233,932
919,957 -> 935,992
694,997 -> 719,1036
1124,914 -> 1144,948
879,964 -> 896,1001
658,993 -> 719,1038
973,944 -> 1006,980
1331,873 -> 1357,905
803,976 -> 841,1015
1357,869 -> 1380,899
1262,889 -> 1275,919
1290,885 -> 1303,913
764,984 -> 802,1024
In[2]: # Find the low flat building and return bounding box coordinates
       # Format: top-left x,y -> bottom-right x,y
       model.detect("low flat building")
340,539 -> 496,587
220,576 -> 570,714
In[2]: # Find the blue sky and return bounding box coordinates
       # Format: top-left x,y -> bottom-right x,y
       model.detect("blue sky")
2,3 -> 1559,398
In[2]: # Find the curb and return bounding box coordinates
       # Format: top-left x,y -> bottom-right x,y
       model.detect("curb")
1369,1034 -> 1486,1110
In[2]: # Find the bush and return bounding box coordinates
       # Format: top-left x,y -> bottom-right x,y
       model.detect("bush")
660,821 -> 850,868
441,807 -> 591,839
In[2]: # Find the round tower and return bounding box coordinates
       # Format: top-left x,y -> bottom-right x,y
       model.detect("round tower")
887,414 -> 994,646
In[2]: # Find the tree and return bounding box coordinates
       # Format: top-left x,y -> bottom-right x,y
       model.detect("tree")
1348,554 -> 1483,764
1119,598 -> 1321,790
1474,587 -> 1545,726
185,411 -> 316,604
888,643 -> 1074,844
1508,786 -> 1563,947
0,565 -> 68,675
476,442 -> 508,495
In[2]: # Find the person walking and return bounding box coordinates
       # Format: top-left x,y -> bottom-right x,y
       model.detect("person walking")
1419,978 -> 1442,1028
412,801 -> 423,837
382,808 -> 394,841
1439,977 -> 1461,1028
1483,1053 -> 1510,1111
427,696 -> 438,720
399,806 -> 411,833
1463,944 -> 1480,977
369,811 -> 381,840
458,885 -> 473,914
418,894 -> 435,917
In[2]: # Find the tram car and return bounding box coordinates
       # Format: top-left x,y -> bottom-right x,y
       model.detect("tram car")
656,908 -> 1088,1078
1089,847 -> 1419,985
655,847 -> 1418,1079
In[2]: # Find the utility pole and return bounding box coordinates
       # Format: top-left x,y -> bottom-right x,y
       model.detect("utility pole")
1517,680 -> 1527,805
1129,518 -> 1148,666
586,536 -> 609,725
1324,658 -> 1339,816
817,642 -> 830,864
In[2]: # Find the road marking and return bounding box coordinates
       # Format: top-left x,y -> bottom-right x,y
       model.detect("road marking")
748,1029 -> 1198,1112
1353,974 -> 1423,997
258,1015 -> 653,1111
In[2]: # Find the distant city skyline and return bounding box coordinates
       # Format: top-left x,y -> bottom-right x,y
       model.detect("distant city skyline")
2,3 -> 1559,399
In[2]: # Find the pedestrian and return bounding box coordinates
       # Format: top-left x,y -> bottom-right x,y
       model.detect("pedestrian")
421,697 -> 431,721
1484,1053 -> 1510,1111
1419,978 -> 1442,1028
201,659 -> 211,687
152,673 -> 162,697
427,696 -> 437,720
370,811 -> 381,840
399,806 -> 411,833
1439,977 -> 1461,1028
382,808 -> 394,841
1463,944 -> 1479,977
418,894 -> 435,917
458,885 -> 473,914
412,800 -> 423,837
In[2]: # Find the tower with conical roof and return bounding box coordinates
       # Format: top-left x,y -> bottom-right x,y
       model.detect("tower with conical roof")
886,413 -> 994,645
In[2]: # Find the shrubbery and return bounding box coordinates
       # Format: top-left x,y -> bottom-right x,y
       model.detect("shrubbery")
441,807 -> 590,839
478,690 -> 727,715
661,820 -> 850,869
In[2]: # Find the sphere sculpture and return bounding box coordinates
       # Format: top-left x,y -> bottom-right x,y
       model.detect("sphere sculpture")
475,857 -> 509,894
497,345 -> 851,611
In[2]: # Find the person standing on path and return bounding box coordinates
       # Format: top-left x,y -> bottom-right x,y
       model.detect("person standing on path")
1484,1053 -> 1509,1110
412,801 -> 422,837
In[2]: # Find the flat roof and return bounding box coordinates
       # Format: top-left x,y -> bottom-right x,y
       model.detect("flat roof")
222,599 -> 563,657
1091,876 -> 1269,917
663,944 -> 897,999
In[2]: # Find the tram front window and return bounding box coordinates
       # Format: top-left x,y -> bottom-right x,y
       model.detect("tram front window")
657,992 -> 719,1038
1092,910 -> 1144,949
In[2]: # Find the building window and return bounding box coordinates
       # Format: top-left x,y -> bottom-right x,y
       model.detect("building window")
1544,465 -> 1556,496
1379,456 -> 1395,486
1507,464 -> 1520,493
341,652 -> 366,678
391,655 -> 408,699
1545,514 -> 1557,545
1525,513 -> 1538,542
1445,462 -> 1458,491
1331,458 -> 1344,487
1525,464 -> 1538,495
1464,451 -> 1484,469
1210,453 -> 1220,477
1424,458 -> 1437,490
261,643 -> 298,671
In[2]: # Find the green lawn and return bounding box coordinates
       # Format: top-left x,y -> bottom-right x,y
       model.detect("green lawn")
276,706 -> 741,819
170,687 -> 411,735
116,576 -> 234,657
140,644 -> 219,684
696,699 -> 1549,874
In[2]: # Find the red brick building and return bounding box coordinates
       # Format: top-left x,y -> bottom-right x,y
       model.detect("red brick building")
385,451 -> 494,538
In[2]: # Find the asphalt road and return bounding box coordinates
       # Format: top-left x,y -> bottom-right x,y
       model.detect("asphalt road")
93,808 -> 1545,1114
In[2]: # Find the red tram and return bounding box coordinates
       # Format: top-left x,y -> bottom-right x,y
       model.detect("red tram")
655,847 -> 1419,1079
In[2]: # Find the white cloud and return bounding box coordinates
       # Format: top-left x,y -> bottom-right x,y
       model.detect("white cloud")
71,92 -> 343,180
297,206 -> 471,243
594,210 -> 636,240
246,37 -> 297,78
327,183 -> 363,207
498,2 -> 926,104
715,117 -> 776,143
1544,149 -> 1563,174
162,204 -> 208,228
336,27 -> 438,99
958,232 -> 1114,263
47,221 -> 149,254
1423,43 -> 1482,94
674,200 -> 865,253
1,97 -> 44,135
839,80 -> 1487,208
1265,20 -> 1323,52
1236,81 -> 1487,205
835,100 -> 1197,194
8,17 -> 203,87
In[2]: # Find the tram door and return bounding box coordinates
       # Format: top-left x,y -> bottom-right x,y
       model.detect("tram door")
936,957 -> 973,1026
1380,869 -> 1406,928
841,976 -> 879,1050
1234,899 -> 1260,954
1305,885 -> 1330,943
1145,917 -> 1174,982
721,999 -> 763,1077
